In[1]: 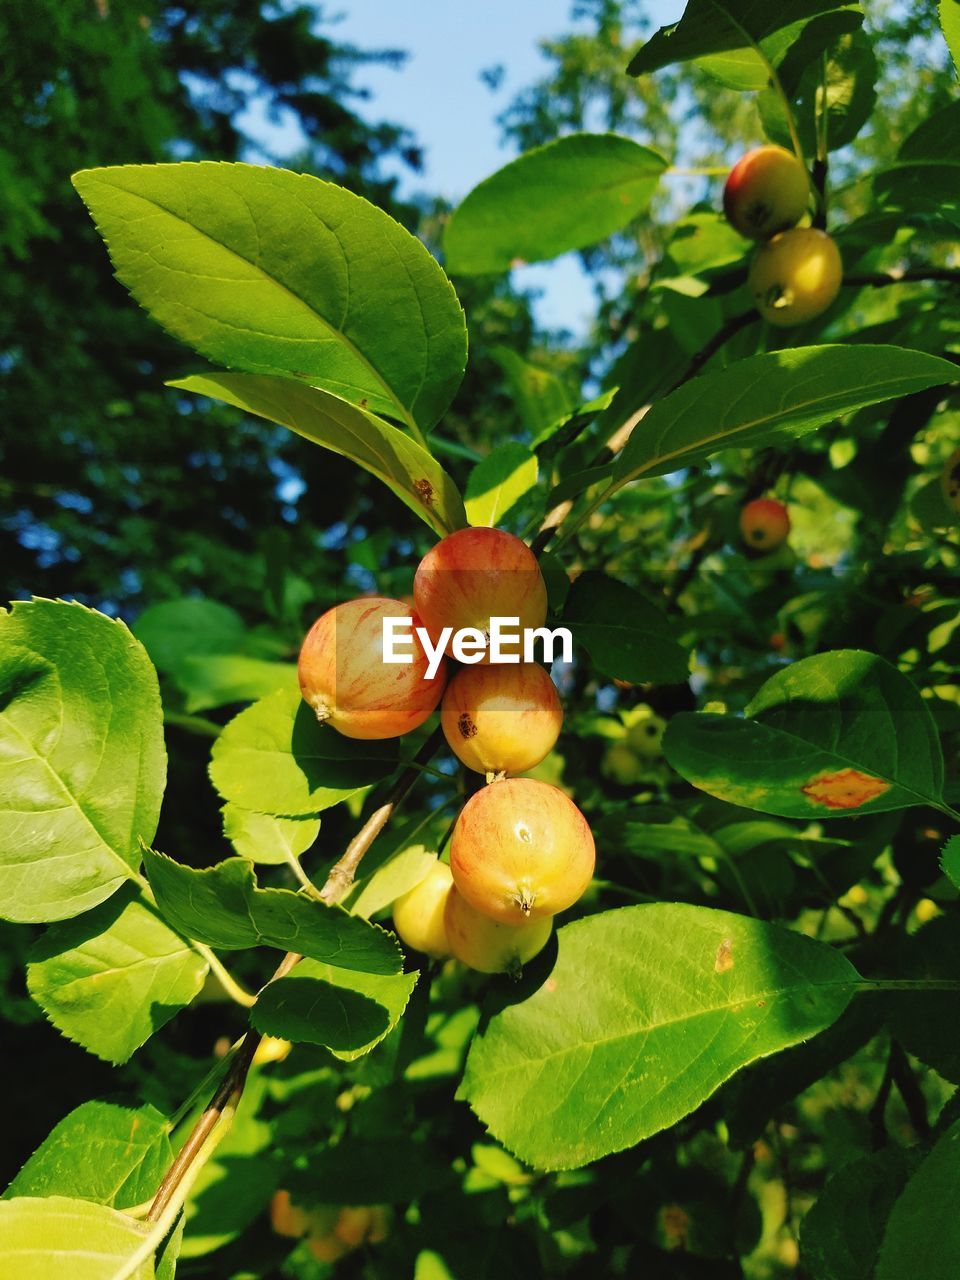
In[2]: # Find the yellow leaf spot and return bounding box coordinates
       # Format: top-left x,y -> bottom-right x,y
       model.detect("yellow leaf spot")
802,768 -> 889,810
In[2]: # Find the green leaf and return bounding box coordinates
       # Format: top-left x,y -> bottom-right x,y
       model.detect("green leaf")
172,654 -> 297,714
801,1147 -> 918,1280
142,849 -> 401,974
133,599 -> 247,673
942,836 -> 960,889
464,443 -> 539,527
26,888 -> 208,1064
612,346 -> 958,486
209,686 -> 397,817
562,572 -> 689,685
170,372 -> 467,538
663,651 -> 945,819
884,917 -> 960,1082
911,474 -> 957,532
444,134 -> 667,274
346,842 -> 439,919
876,1117 -> 960,1280
5,1102 -> 172,1208
222,804 -> 320,866
760,29 -> 876,153
941,0 -> 960,76
251,958 -> 417,1058
489,347 -> 574,435
0,1195 -> 153,1279
73,162 -> 466,432
0,600 -> 166,923
629,0 -> 856,76
460,902 -> 858,1170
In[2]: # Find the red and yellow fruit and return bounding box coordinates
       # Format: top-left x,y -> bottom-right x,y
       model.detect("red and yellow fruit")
413,527 -> 548,659
443,886 -> 552,974
270,1190 -> 312,1240
450,777 -> 595,923
942,444 -> 960,515
748,227 -> 842,326
441,662 -> 562,778
723,144 -> 810,240
298,596 -> 446,739
739,498 -> 791,551
392,860 -> 453,959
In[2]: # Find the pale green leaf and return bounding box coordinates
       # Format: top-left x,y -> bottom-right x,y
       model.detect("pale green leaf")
174,654 -> 297,714
222,804 -> 320,866
465,444 -> 539,527
346,842 -> 439,919
941,0 -> 960,76
445,134 -> 667,274
0,600 -> 165,923
73,162 -> 466,431
27,888 -> 208,1064
142,849 -> 401,974
208,686 -> 397,817
460,903 -> 858,1170
5,1102 -> 172,1209
170,372 -> 467,538
0,1195 -> 153,1279
662,651 -> 945,819
489,347 -> 574,435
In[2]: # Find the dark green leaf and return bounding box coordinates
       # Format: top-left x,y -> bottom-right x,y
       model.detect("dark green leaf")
562,572 -> 689,685
876,1117 -> 960,1280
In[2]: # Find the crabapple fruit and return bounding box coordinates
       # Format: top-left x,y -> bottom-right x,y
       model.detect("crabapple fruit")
942,445 -> 960,514
602,742 -> 645,787
413,527 -> 548,660
450,777 -> 595,923
723,145 -> 810,240
441,662 -> 562,778
392,860 -> 453,959
270,1190 -> 312,1239
739,497 -> 791,551
444,886 -> 552,974
626,710 -> 667,758
748,227 -> 842,326
298,596 -> 446,740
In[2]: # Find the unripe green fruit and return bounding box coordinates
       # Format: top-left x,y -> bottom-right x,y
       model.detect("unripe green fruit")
441,662 -> 562,778
723,145 -> 810,240
443,886 -> 552,974
450,777 -> 595,923
942,445 -> 960,515
626,712 -> 667,758
413,527 -> 548,660
739,498 -> 791,551
298,596 -> 446,739
392,860 -> 453,959
748,228 -> 842,326
602,742 -> 645,786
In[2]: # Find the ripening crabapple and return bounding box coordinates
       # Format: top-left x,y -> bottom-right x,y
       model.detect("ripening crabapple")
450,777 -> 595,924
739,497 -> 791,552
413,527 -> 548,661
392,859 -> 453,959
298,596 -> 446,740
748,227 -> 842,327
443,886 -> 552,975
723,145 -> 810,240
440,661 -> 563,780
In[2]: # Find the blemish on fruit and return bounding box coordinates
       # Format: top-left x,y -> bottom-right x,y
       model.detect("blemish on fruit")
544,977 -> 558,993
414,478 -> 435,506
715,938 -> 734,973
802,768 -> 890,810
516,823 -> 532,843
457,712 -> 478,739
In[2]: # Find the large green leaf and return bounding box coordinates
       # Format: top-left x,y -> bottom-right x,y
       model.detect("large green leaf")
876,1118 -> 960,1279
133,599 -> 247,673
460,903 -> 858,1170
662,651 -> 945,819
171,654 -> 297,715
142,849 -> 401,974
26,888 -> 208,1064
5,1102 -> 172,1209
464,443 -> 538,528
170,373 -> 467,538
73,162 -> 466,432
612,346 -> 958,486
760,28 -> 876,153
562,572 -> 689,685
629,0 -> 855,76
489,347 -> 574,435
0,600 -> 165,923
444,134 -> 667,274
693,8 -> 862,91
251,958 -> 417,1058
942,0 -> 960,75
0,1195 -> 153,1279
208,686 -> 397,817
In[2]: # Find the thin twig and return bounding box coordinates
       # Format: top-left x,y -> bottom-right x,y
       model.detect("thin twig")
889,1040 -> 930,1139
844,268 -> 960,288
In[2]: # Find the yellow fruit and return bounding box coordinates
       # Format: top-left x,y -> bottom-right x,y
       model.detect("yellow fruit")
723,145 -> 810,240
440,662 -> 562,777
392,860 -> 453,959
602,742 -> 645,786
444,887 -> 552,974
626,712 -> 667,758
748,227 -> 842,326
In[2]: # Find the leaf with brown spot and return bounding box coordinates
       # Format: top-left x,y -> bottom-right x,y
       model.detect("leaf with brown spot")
802,768 -> 891,810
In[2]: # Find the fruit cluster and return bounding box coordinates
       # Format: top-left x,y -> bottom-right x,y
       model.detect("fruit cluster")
723,144 -> 842,327
298,526 -> 596,975
270,1190 -> 390,1261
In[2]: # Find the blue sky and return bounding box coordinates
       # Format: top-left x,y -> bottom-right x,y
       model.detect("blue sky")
242,0 -> 685,334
